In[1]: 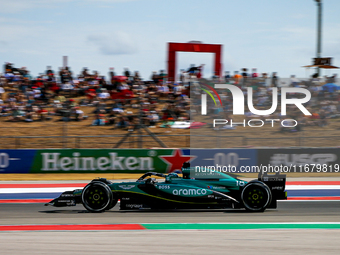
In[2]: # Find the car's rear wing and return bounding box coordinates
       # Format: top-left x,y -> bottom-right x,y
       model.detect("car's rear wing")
258,171 -> 287,201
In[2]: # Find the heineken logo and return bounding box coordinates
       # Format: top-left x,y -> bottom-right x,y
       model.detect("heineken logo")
41,152 -> 154,171
38,149 -> 194,172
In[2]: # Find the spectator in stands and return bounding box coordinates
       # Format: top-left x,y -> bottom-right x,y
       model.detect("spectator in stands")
124,68 -> 131,80
159,70 -> 167,83
157,83 -> 169,97
145,110 -> 159,127
133,71 -> 141,82
98,88 -> 110,100
108,67 -> 115,82
8,106 -> 25,122
197,64 -> 204,79
241,68 -> 248,86
24,105 -> 35,122
107,109 -> 117,125
173,83 -> 184,97
70,106 -> 85,121
233,71 -> 242,85
251,68 -> 258,78
151,71 -> 159,83
38,106 -> 49,121
59,67 -> 72,83
117,82 -> 129,91
290,75 -> 299,87
61,82 -> 74,93
46,66 -> 54,82
224,71 -> 231,83
92,113 -> 106,126
271,72 -> 279,87
0,85 -> 5,100
261,73 -> 268,79
117,116 -> 129,129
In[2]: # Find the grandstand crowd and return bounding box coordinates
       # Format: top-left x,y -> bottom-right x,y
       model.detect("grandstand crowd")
0,63 -> 339,131
0,63 -> 191,129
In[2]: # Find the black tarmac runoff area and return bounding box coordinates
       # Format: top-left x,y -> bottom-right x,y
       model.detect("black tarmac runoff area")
0,201 -> 339,225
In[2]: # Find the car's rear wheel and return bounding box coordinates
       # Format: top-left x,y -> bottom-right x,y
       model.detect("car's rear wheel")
241,181 -> 272,212
81,182 -> 114,212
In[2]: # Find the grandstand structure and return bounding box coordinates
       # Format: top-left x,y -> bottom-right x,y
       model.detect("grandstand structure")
1,76 -> 339,149
1,41 -> 339,149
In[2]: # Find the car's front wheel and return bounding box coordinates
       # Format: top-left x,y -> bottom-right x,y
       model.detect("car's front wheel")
241,181 -> 272,212
81,182 -> 115,212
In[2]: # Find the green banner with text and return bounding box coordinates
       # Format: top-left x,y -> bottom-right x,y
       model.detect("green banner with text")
30,149 -> 191,173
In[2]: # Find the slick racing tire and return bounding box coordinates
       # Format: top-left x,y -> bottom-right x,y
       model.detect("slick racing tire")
105,192 -> 118,211
81,182 -> 114,213
241,181 -> 272,212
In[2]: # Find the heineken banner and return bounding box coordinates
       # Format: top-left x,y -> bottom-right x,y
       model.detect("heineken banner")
0,148 -> 256,174
2,148 -> 338,174
0,149 -> 192,173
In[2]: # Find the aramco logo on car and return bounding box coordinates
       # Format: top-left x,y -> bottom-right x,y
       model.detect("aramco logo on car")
172,188 -> 207,196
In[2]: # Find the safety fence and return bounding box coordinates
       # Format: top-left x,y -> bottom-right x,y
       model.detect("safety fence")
0,135 -> 339,149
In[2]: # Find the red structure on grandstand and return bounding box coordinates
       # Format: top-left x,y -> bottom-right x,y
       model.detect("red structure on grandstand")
167,42 -> 222,81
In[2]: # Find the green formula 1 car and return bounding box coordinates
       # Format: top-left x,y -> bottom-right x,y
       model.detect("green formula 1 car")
46,163 -> 287,212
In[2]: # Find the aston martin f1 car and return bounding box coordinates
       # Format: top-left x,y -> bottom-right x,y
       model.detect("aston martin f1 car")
46,164 -> 287,212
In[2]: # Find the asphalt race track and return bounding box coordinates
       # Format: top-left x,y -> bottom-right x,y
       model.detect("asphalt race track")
1,179 -> 340,254
0,201 -> 339,225
1,229 -> 340,255
1,201 -> 340,254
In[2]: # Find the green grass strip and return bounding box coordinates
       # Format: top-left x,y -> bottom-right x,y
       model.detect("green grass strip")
141,223 -> 340,230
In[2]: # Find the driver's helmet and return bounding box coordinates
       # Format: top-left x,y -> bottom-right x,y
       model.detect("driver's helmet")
166,172 -> 179,182
146,178 -> 157,185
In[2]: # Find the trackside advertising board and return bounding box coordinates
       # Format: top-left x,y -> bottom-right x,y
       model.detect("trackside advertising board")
189,149 -> 257,173
258,148 -> 340,172
0,150 -> 36,173
0,149 -> 192,173
1,148 -> 339,174
0,148 -> 255,174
